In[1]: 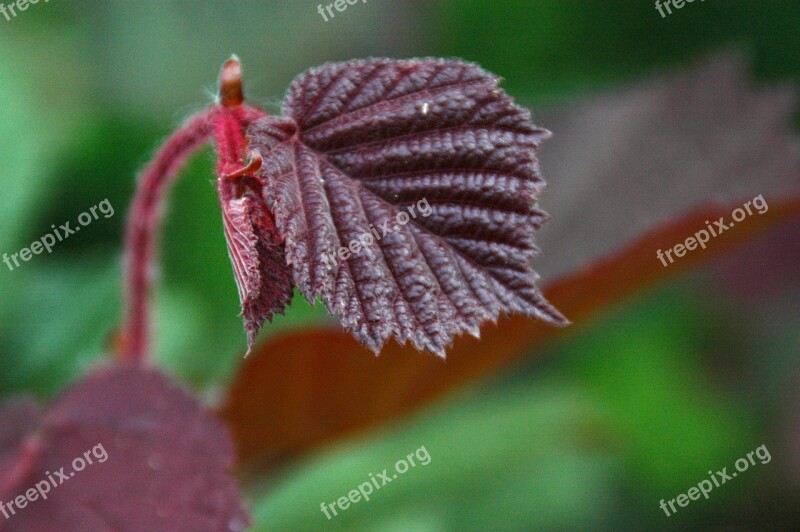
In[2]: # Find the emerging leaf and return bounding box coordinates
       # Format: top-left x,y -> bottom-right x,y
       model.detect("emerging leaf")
247,58 -> 567,356
218,173 -> 294,350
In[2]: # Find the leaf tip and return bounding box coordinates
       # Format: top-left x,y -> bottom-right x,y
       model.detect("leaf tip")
536,127 -> 553,141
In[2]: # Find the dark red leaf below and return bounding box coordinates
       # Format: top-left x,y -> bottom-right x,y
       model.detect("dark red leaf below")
0,364 -> 250,531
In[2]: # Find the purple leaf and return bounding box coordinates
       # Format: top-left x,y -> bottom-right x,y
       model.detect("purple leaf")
247,58 -> 567,356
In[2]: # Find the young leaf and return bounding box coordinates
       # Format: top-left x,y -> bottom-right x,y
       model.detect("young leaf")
217,167 -> 294,350
0,364 -> 250,530
247,58 -> 567,356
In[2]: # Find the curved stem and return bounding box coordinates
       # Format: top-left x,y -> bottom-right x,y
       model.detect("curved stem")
119,104 -> 269,363
120,111 -> 214,363
120,54 -> 268,364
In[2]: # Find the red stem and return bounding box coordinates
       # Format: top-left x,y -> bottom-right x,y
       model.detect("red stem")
119,111 -> 214,363
119,103 -> 267,363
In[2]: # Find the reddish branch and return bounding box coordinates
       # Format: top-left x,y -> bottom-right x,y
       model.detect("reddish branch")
120,57 -> 266,363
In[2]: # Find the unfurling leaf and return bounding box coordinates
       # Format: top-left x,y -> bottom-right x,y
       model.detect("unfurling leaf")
0,364 -> 250,531
218,172 -> 294,350
247,58 -> 567,356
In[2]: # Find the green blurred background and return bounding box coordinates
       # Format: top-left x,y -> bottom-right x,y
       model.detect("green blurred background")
0,1 -> 798,529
